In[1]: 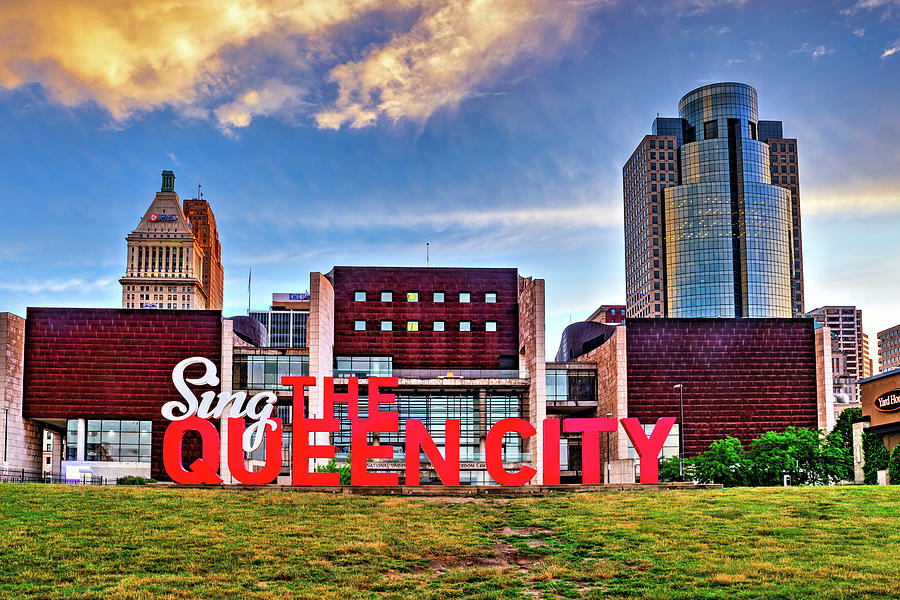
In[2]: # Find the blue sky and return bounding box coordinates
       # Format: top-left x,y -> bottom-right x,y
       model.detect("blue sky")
0,0 -> 898,362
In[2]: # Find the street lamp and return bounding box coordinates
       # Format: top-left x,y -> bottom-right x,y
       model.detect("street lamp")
673,384 -> 684,480
605,412 -> 612,484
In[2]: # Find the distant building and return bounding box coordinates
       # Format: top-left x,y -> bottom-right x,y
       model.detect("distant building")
808,306 -> 864,403
183,193 -> 224,310
861,332 -> 874,379
249,293 -> 310,348
623,82 -> 803,319
878,324 -> 900,373
587,304 -> 625,324
119,171 -> 222,310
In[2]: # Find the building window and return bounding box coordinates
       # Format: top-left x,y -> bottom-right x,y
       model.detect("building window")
335,356 -> 393,378
485,321 -> 497,332
433,292 -> 445,302
434,321 -> 445,331
704,120 -> 718,139
79,419 -> 152,463
354,291 -> 366,302
407,321 -> 419,332
380,320 -> 392,331
232,355 -> 309,390
380,291 -> 392,302
406,292 -> 419,302
485,292 -> 497,303
459,292 -> 471,303
354,320 -> 366,331
460,321 -> 471,332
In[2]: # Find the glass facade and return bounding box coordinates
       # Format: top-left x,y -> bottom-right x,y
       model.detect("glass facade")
665,83 -> 793,318
546,369 -> 597,404
232,355 -> 309,390
66,419 -> 152,462
334,356 -> 393,378
332,392 -> 526,464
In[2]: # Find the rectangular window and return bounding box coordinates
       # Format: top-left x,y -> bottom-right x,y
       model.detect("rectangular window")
459,292 -> 471,303
407,321 -> 419,332
434,321 -> 445,332
485,292 -> 497,303
406,292 -> 419,302
433,291 -> 445,302
354,291 -> 366,302
704,120 -> 718,139
380,291 -> 392,302
380,320 -> 392,331
354,320 -> 366,331
459,321 -> 471,332
485,321 -> 497,332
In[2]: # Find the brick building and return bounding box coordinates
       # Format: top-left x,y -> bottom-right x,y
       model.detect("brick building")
878,324 -> 900,373
182,194 -> 224,310
551,317 -> 833,482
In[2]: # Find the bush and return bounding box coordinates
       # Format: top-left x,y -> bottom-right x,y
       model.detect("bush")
748,427 -> 848,486
116,476 -> 156,485
890,446 -> 900,485
691,437 -> 751,487
316,455 -> 351,485
828,407 -> 863,481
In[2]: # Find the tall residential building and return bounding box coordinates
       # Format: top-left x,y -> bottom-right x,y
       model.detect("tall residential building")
878,324 -> 900,373
861,332 -> 874,379
119,171 -> 218,310
624,82 -> 803,319
808,306 -> 864,403
183,194 -> 224,310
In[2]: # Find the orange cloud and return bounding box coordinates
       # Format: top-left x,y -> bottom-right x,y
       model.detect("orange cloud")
0,0 -> 599,131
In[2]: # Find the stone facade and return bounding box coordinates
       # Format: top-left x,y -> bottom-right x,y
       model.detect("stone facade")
517,276 -> 546,483
1,313 -> 43,474
307,272 -> 335,469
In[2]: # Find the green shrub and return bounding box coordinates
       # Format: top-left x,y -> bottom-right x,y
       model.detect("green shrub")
658,455 -> 687,482
316,455 -> 351,485
116,476 -> 156,485
748,427 -> 849,486
887,445 -> 900,485
828,407 -> 863,481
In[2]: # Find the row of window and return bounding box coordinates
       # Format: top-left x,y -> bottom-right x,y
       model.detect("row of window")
354,320 -> 498,332
123,285 -> 191,292
355,291 -> 497,304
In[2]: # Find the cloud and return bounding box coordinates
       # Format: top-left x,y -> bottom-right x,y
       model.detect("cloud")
0,278 -> 113,293
842,0 -> 900,17
314,0 -> 600,129
708,24 -> 732,35
0,0 -> 603,133
882,40 -> 900,58
789,43 -> 835,60
852,27 -> 866,37
803,184 -> 900,216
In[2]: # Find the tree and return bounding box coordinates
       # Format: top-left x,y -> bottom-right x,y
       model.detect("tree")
828,407 -> 863,480
889,445 -> 900,485
863,434 -> 890,485
659,455 -> 686,482
690,437 -> 751,487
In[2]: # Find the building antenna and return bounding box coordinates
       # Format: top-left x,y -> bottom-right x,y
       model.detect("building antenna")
247,267 -> 252,314
426,242 -> 430,266
198,183 -> 202,200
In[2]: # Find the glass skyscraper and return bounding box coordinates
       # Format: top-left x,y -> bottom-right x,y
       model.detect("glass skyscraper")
623,82 -> 801,319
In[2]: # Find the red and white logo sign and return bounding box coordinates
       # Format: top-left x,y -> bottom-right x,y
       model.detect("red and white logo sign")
149,214 -> 159,221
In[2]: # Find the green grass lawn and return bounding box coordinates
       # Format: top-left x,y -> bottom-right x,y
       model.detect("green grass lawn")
0,485 -> 898,599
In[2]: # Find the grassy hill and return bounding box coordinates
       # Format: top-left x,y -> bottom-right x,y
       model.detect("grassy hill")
0,485 -> 897,599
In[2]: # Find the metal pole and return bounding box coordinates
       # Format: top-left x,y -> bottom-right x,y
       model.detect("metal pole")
605,411 -> 612,484
679,386 -> 685,479
2,408 -> 7,463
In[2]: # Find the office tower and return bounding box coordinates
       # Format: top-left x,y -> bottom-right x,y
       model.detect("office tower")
878,324 -> 900,373
183,194 -> 224,310
624,82 -> 804,318
861,332 -> 873,379
808,306 -> 864,402
119,170 -> 220,310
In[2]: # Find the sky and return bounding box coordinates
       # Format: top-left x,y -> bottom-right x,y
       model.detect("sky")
0,0 -> 898,364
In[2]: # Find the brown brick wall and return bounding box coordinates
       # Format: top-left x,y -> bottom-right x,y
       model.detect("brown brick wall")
23,308 -> 222,478
329,267 -> 519,370
625,318 -> 819,455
